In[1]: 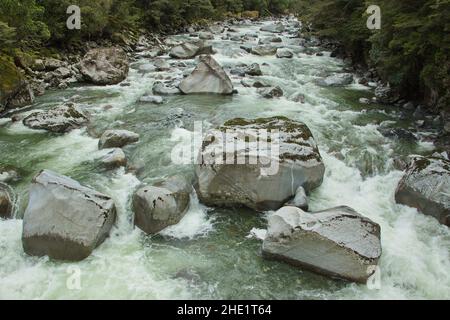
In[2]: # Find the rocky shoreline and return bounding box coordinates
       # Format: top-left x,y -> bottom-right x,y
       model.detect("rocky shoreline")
1,16 -> 449,285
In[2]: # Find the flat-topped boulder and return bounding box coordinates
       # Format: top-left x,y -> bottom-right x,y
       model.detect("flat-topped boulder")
196,117 -> 325,211
179,55 -> 234,95
22,103 -> 89,133
22,170 -> 116,261
98,129 -> 140,149
80,47 -> 129,85
133,175 -> 192,234
169,40 -> 214,59
395,156 -> 450,226
262,206 -> 382,283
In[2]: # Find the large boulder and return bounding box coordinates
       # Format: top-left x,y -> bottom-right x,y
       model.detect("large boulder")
98,130 -> 140,149
133,175 -> 192,234
0,183 -> 14,219
169,40 -> 214,59
260,23 -> 285,33
196,117 -> 325,211
395,156 -> 450,226
22,170 -> 117,261
0,57 -> 34,113
22,103 -> 89,133
262,206 -> 382,283
80,47 -> 129,85
317,73 -> 354,87
179,55 -> 234,95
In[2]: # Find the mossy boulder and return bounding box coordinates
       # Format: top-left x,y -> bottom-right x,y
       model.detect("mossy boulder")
196,117 -> 325,211
0,56 -> 34,113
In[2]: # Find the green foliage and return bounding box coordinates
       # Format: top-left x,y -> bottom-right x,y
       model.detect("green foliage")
297,0 -> 450,108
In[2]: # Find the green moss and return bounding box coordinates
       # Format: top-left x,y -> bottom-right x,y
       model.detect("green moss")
0,55 -> 24,106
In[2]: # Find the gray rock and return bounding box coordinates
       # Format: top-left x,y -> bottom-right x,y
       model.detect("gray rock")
395,156 -> 450,227
139,94 -> 164,104
375,85 -> 400,104
179,55 -> 234,95
54,67 -> 72,79
23,103 -> 89,133
245,63 -> 262,76
100,148 -> 127,169
262,206 -> 382,283
133,175 -> 192,234
169,40 -> 213,59
199,31 -> 214,40
317,73 -> 354,87
152,81 -> 181,95
276,48 -> 294,59
359,98 -> 371,105
259,36 -> 282,45
0,167 -> 20,183
98,129 -> 139,149
43,58 -> 65,71
260,23 -> 285,33
208,25 -> 224,34
6,82 -> 34,110
80,47 -> 129,85
153,58 -> 171,71
240,45 -> 252,53
22,170 -> 116,261
0,183 -> 14,219
258,86 -> 283,98
284,186 -> 308,211
196,117 -> 325,211
251,45 -> 278,56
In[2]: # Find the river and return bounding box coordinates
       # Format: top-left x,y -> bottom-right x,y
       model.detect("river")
0,19 -> 449,299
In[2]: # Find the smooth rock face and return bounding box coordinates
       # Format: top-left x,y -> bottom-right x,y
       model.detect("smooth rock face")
262,206 -> 382,283
22,103 -> 89,133
179,55 -> 234,95
100,148 -> 127,169
0,183 -> 14,219
80,47 -> 129,85
196,117 -> 325,211
169,41 -> 213,59
395,156 -> 450,226
317,73 -> 354,87
276,48 -> 294,58
98,130 -> 140,149
133,176 -> 192,234
285,186 -> 308,211
22,170 -> 116,261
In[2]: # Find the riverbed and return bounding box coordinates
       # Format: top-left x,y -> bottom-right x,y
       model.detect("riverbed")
0,19 -> 449,299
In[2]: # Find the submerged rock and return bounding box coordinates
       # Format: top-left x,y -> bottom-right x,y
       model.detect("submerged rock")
0,183 -> 14,219
262,206 -> 382,283
80,47 -> 129,85
179,55 -> 234,95
317,73 -> 354,87
22,170 -> 116,261
169,40 -> 213,59
133,175 -> 192,234
98,130 -> 140,149
22,103 -> 89,133
196,117 -> 325,211
395,156 -> 450,226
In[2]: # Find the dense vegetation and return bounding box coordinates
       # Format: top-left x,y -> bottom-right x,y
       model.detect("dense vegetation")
296,0 -> 450,112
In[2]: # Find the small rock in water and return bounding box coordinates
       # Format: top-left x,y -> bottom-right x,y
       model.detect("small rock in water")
262,206 -> 382,283
152,81 -> 182,95
276,48 -> 294,58
317,73 -> 354,87
22,170 -> 117,261
99,129 -> 140,149
359,98 -> 371,105
258,86 -> 283,98
251,45 -> 277,56
100,148 -> 127,169
245,63 -> 262,76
